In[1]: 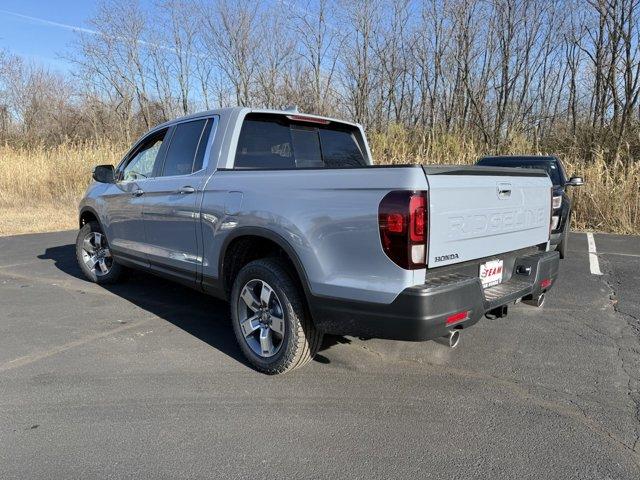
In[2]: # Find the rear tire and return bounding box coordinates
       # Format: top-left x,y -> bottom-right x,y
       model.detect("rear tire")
76,221 -> 124,284
230,258 -> 322,374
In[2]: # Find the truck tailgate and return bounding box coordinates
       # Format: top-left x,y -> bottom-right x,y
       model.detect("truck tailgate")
424,166 -> 551,267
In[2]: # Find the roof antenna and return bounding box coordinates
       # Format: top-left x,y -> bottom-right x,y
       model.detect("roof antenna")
283,105 -> 299,113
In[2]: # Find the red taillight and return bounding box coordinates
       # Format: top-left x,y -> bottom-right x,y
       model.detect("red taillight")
379,191 -> 428,269
446,310 -> 469,325
409,195 -> 426,242
387,213 -> 404,233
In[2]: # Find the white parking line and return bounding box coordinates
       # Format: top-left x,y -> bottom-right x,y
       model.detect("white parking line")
586,233 -> 602,275
598,251 -> 640,258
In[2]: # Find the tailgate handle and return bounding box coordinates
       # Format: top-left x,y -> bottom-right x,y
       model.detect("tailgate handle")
497,183 -> 512,199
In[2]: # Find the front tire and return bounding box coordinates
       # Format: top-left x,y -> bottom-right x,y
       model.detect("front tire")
76,221 -> 124,284
230,258 -> 322,374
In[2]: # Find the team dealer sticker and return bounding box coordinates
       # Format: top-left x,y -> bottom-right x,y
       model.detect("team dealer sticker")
479,259 -> 504,288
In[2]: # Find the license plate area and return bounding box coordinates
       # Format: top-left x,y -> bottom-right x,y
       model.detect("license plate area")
480,259 -> 504,289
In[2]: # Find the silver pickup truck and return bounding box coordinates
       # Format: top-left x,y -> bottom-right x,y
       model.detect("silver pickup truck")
77,108 -> 559,374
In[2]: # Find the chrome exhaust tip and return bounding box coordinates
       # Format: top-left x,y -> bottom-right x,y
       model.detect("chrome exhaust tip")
523,293 -> 545,308
447,330 -> 460,349
434,330 -> 461,348
537,293 -> 546,307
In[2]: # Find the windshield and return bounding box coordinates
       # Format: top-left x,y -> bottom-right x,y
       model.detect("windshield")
478,158 -> 562,185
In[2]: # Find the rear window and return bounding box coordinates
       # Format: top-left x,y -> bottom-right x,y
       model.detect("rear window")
234,114 -> 367,169
319,129 -> 367,167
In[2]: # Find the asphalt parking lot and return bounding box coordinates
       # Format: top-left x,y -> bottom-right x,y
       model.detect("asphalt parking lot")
0,231 -> 639,479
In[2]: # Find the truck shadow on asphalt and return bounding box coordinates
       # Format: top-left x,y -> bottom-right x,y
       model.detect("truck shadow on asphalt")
38,243 -> 348,368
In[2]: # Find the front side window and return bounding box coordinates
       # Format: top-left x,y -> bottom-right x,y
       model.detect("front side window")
120,129 -> 167,181
161,119 -> 211,177
234,114 -> 368,169
554,160 -> 567,185
545,162 -> 562,185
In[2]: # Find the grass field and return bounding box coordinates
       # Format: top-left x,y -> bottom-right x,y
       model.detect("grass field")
369,128 -> 640,235
1,135 -> 638,236
0,142 -> 125,236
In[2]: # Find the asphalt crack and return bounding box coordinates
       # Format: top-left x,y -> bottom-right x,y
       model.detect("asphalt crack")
394,353 -> 640,462
600,255 -> 640,456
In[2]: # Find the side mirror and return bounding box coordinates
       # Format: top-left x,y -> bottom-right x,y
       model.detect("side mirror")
92,165 -> 115,183
566,176 -> 584,187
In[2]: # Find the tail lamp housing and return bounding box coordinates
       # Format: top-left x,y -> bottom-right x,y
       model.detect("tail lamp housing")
378,191 -> 428,269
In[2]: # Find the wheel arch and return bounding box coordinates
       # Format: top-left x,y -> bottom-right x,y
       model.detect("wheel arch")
219,227 -> 313,304
79,206 -> 101,229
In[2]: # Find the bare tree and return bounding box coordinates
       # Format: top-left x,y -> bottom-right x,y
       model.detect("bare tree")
338,0 -> 382,126
293,0 -> 342,114
200,0 -> 261,106
1,0 -> 639,161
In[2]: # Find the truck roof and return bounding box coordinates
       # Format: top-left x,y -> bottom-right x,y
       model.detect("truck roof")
153,107 -> 362,131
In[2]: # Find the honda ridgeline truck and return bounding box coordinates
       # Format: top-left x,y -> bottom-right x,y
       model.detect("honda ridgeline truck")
77,108 -> 559,374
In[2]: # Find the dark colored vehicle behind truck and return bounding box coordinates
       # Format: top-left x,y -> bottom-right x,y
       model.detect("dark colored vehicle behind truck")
476,156 -> 583,258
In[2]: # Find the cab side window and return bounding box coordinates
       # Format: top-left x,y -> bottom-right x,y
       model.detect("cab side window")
120,129 -> 167,181
159,119 -> 211,177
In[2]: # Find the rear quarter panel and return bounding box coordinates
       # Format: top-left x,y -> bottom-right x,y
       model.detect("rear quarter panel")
200,167 -> 428,304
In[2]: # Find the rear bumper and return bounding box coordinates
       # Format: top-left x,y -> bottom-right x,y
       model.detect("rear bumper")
310,250 -> 560,341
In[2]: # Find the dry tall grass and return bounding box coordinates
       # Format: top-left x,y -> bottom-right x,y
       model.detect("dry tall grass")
369,127 -> 640,235
0,142 -> 125,235
0,134 -> 638,236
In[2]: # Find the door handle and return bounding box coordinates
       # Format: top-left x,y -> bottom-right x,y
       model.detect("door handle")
178,186 -> 196,194
132,188 -> 144,197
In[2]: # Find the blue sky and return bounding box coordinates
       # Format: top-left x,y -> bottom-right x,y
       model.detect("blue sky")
0,1 -> 99,71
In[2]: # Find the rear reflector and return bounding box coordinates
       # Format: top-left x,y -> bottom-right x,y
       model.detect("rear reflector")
540,278 -> 552,289
446,311 -> 469,325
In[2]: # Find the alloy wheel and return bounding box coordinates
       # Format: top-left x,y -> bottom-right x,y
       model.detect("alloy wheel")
81,231 -> 113,276
236,279 -> 285,358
